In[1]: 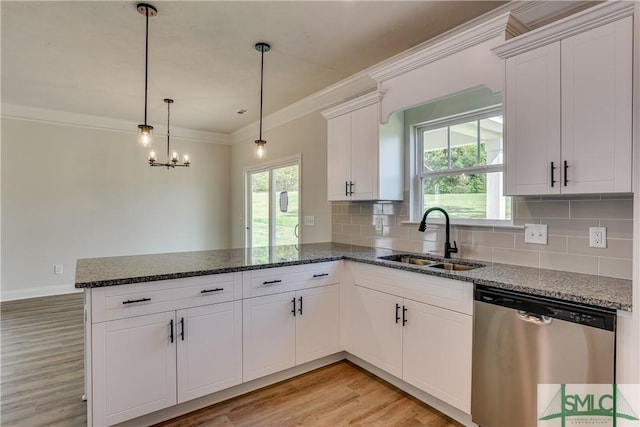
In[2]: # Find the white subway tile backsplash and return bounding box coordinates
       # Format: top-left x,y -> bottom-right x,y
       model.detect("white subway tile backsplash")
332,196 -> 633,279
570,199 -> 632,219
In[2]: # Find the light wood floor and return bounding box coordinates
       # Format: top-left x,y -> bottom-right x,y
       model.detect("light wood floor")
155,361 -> 464,427
1,292 -> 86,427
1,293 -> 463,427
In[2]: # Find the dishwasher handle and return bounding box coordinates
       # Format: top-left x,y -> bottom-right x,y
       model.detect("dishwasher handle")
516,310 -> 552,326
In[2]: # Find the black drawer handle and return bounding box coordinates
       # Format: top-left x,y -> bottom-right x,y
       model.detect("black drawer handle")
169,319 -> 174,343
550,161 -> 556,187
262,279 -> 282,285
122,298 -> 151,305
179,317 -> 185,341
563,160 -> 568,187
313,273 -> 328,278
402,306 -> 408,326
395,303 -> 401,324
201,288 -> 224,294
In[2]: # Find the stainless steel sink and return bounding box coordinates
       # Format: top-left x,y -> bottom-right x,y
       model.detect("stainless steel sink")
377,254 -> 440,265
429,262 -> 477,271
377,254 -> 484,271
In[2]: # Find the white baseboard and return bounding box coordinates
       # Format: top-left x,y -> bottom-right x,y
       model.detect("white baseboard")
0,283 -> 82,302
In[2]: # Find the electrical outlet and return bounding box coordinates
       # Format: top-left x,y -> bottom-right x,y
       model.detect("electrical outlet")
304,216 -> 315,227
54,264 -> 64,275
524,224 -> 548,245
589,227 -> 607,248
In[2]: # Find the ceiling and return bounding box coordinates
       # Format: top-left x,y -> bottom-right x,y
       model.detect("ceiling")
1,1 -> 517,135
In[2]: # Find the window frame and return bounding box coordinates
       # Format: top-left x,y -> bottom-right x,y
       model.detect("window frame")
411,105 -> 512,226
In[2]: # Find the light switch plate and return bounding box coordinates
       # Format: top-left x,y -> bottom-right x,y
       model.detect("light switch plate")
304,216 -> 315,227
524,224 -> 548,245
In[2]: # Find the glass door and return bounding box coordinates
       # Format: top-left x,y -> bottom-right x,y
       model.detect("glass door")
246,159 -> 300,248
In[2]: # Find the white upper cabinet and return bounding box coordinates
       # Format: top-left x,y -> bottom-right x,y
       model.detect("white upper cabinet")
495,2 -> 634,195
322,92 -> 403,202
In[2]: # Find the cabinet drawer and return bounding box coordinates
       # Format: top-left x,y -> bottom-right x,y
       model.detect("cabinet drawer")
350,262 -> 473,315
91,273 -> 242,323
243,261 -> 340,298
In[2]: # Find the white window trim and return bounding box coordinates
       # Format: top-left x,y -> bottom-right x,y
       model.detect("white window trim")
410,106 -> 513,226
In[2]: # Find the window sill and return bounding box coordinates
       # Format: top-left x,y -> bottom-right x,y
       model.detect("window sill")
401,219 -> 524,230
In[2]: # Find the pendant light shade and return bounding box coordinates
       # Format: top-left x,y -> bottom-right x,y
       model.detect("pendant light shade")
137,3 -> 157,147
254,42 -> 270,159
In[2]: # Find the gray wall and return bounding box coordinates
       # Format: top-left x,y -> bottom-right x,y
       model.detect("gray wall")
1,117 -> 231,300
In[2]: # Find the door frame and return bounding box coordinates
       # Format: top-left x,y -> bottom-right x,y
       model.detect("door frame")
244,154 -> 302,248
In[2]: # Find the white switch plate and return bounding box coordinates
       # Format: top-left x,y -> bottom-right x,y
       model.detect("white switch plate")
304,216 -> 315,227
54,264 -> 64,275
524,224 -> 548,245
589,227 -> 607,248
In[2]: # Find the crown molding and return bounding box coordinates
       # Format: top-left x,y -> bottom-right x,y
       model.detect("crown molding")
1,103 -> 232,145
320,91 -> 383,120
493,0 -> 634,58
369,12 -> 529,84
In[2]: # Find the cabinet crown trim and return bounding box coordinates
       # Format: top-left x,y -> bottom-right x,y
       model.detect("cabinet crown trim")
321,91 -> 383,120
369,12 -> 528,83
493,1 -> 634,58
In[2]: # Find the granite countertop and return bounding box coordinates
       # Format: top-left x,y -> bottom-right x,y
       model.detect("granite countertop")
75,242 -> 632,311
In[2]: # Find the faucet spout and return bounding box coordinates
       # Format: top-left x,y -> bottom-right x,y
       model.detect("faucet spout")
418,207 -> 458,259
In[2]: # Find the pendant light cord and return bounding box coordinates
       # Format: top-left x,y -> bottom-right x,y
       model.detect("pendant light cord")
143,8 -> 150,125
166,100 -> 171,161
258,46 -> 264,140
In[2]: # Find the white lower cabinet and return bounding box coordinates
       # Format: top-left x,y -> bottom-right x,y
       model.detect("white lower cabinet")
92,312 -> 177,426
402,299 -> 472,413
91,301 -> 242,426
348,261 -> 473,415
351,285 -> 403,377
243,284 -> 340,381
176,301 -> 243,403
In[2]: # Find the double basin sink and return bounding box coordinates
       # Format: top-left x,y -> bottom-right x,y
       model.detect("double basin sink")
377,254 -> 484,272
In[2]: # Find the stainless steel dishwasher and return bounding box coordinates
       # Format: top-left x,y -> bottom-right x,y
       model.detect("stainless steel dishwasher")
471,285 -> 616,427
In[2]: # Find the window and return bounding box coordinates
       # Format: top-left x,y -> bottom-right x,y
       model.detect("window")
414,107 -> 511,223
246,155 -> 300,248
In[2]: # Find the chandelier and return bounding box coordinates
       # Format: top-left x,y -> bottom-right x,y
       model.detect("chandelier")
148,99 -> 190,168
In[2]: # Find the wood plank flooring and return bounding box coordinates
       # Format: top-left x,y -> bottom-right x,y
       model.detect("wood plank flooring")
1,292 -> 86,427
154,362 -> 463,427
1,293 -> 463,427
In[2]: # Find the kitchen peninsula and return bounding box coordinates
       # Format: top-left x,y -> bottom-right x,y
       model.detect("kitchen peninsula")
77,243 -> 630,427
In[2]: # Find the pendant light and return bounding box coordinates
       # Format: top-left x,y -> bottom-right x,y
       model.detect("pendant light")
136,3 -> 157,147
148,99 -> 190,168
254,42 -> 270,159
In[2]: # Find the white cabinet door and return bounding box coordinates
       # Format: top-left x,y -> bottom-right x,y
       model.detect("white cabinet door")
402,299 -> 473,414
176,301 -> 242,403
296,284 -> 340,365
243,292 -> 296,381
561,16 -> 632,194
92,312 -> 176,426
349,102 -> 379,201
504,42 -> 561,196
350,285 -> 403,378
327,113 -> 352,201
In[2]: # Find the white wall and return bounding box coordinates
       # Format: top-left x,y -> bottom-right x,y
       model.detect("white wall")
1,117 -> 231,300
230,111 -> 332,248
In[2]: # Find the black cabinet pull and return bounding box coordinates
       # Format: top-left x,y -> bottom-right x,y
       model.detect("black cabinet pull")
179,317 -> 185,341
402,306 -> 408,326
122,297 -> 151,305
263,279 -> 282,285
201,288 -> 224,293
550,162 -> 556,187
349,181 -> 354,196
169,319 -> 174,343
395,303 -> 401,324
563,160 -> 568,187
345,181 -> 349,197
291,297 -> 297,316
298,296 -> 303,315
313,273 -> 328,278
